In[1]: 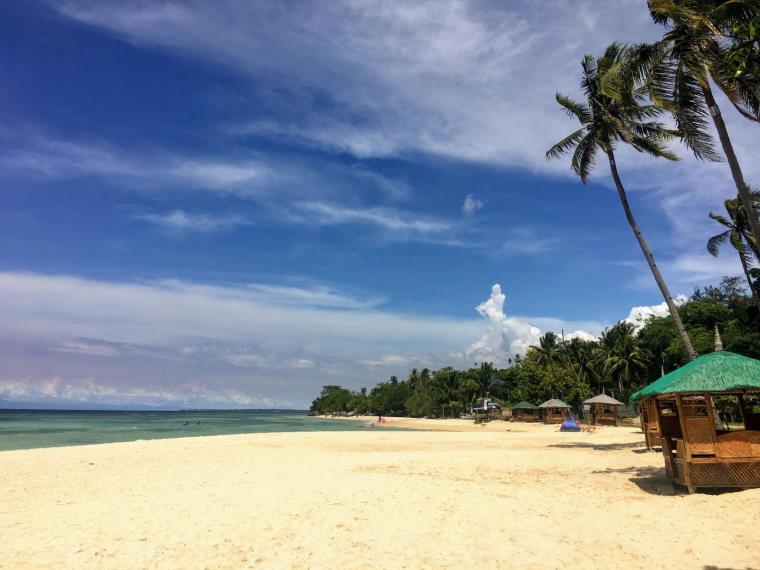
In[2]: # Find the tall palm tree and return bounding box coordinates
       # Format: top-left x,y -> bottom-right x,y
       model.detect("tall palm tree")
547,42 -> 698,360
608,0 -> 760,251
707,191 -> 760,300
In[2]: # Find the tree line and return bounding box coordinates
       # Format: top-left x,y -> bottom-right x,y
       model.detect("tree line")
311,278 -> 760,417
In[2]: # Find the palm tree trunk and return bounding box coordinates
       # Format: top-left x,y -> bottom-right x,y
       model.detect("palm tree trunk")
606,149 -> 698,361
737,242 -> 760,302
701,84 -> 760,251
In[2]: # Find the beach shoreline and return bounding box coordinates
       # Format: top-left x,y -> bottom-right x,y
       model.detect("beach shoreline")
2,424 -> 759,569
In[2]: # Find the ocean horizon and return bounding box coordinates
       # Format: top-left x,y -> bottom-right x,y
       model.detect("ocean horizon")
0,409 -> 382,452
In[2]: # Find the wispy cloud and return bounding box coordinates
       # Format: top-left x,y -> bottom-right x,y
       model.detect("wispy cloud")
289,201 -> 461,244
136,210 -> 251,234
0,135 -> 268,195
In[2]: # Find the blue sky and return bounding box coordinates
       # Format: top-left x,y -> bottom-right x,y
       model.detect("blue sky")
0,1 -> 756,408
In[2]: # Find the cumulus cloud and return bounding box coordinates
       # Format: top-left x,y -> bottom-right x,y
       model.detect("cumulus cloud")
462,194 -> 484,214
465,284 -> 541,366
624,295 -> 688,331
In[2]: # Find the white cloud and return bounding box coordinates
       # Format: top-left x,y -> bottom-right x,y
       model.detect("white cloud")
289,201 -> 461,244
0,376 -> 287,408
52,0 -> 656,170
465,283 -> 541,366
136,210 -> 251,233
625,295 -> 688,331
564,330 -> 598,342
462,193 -> 484,214
0,136 -> 268,195
358,354 -> 411,367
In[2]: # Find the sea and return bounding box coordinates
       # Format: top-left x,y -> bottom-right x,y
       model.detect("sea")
0,409 -> 381,452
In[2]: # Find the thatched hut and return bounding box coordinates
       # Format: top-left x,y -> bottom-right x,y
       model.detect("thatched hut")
637,397 -> 663,449
511,401 -> 540,422
630,351 -> 760,492
539,398 -> 571,424
583,393 -> 625,426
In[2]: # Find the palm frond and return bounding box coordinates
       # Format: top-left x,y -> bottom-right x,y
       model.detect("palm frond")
571,131 -> 598,183
555,93 -> 592,122
707,229 -> 730,256
546,128 -> 586,160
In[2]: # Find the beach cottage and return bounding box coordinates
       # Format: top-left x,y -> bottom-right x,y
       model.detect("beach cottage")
630,351 -> 760,492
539,399 -> 571,424
510,401 -> 540,422
583,393 -> 625,426
638,397 -> 663,449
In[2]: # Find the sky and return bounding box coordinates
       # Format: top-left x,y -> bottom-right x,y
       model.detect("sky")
0,0 -> 757,409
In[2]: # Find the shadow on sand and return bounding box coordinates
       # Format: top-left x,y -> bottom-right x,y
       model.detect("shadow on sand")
548,441 -> 648,452
591,465 -> 683,495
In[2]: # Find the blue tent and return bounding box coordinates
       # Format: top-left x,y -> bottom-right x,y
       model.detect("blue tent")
560,417 -> 580,432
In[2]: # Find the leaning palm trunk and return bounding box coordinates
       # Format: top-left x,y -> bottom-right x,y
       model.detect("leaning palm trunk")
606,149 -> 698,360
700,83 -> 760,250
737,243 -> 760,302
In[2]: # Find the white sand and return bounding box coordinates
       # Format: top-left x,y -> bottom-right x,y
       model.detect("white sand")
1,420 -> 758,569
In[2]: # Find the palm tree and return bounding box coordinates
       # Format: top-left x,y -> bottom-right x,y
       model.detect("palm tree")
710,0 -> 760,89
608,0 -> 760,251
707,191 -> 760,300
594,322 -> 650,394
531,332 -> 562,368
407,368 -> 421,391
475,362 -> 496,398
547,42 -> 698,360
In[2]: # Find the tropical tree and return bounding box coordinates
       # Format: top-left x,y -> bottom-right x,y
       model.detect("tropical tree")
707,191 -> 760,299
594,322 -> 650,395
474,362 -> 496,398
607,0 -> 760,251
531,332 -> 562,371
546,42 -> 698,360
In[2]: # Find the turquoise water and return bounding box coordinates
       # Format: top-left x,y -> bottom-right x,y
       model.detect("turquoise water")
0,410 -> 380,452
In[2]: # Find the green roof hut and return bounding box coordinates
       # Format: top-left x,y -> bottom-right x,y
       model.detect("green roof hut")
630,351 -> 760,492
539,398 -> 571,424
511,401 -> 540,422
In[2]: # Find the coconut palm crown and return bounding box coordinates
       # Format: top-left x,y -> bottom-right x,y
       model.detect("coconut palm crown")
546,43 -> 678,182
547,42 -> 698,361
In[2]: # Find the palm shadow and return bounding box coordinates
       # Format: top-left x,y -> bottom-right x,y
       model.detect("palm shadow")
548,441 -> 646,452
591,465 -> 683,495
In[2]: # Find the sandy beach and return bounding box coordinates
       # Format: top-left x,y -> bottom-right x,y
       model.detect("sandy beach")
1,419 -> 759,569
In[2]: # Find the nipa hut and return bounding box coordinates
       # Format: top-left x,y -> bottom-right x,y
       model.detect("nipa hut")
583,393 -> 625,426
630,351 -> 760,492
539,398 -> 571,424
511,401 -> 540,422
637,397 -> 663,449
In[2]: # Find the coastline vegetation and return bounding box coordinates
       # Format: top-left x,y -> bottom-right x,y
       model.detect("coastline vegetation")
311,278 -> 760,417
313,1 -> 760,419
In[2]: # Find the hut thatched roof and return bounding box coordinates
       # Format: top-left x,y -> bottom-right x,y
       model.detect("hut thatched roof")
539,398 -> 570,408
630,351 -> 760,404
511,401 -> 538,410
583,394 -> 624,406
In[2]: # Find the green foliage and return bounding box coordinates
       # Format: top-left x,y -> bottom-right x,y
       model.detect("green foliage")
310,276 -> 760,416
310,385 -> 355,414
